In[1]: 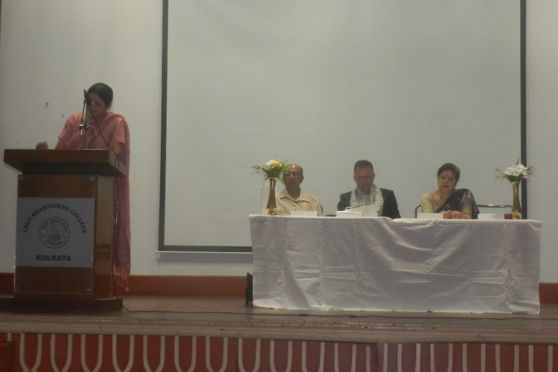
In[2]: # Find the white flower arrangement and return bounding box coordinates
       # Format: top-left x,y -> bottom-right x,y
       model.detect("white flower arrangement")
497,161 -> 533,182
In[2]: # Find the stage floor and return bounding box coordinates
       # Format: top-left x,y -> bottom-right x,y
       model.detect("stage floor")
1,295 -> 557,344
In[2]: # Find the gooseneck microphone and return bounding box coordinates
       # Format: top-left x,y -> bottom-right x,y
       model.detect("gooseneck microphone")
76,89 -> 122,167
83,89 -> 91,107
79,89 -> 91,148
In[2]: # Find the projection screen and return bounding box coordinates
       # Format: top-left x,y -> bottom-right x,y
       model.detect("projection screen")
163,0 -> 523,250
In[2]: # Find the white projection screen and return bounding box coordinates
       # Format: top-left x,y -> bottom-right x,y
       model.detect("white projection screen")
163,0 -> 523,250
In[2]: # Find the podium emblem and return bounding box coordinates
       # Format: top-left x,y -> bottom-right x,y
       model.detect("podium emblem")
16,197 -> 94,268
39,216 -> 71,249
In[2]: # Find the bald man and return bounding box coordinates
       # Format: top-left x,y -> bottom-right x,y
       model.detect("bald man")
276,164 -> 323,216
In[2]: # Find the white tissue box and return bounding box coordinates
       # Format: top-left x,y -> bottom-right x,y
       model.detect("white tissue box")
336,210 -> 363,218
477,213 -> 503,220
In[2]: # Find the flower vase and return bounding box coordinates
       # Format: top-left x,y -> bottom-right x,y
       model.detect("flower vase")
510,181 -> 522,219
266,177 -> 278,215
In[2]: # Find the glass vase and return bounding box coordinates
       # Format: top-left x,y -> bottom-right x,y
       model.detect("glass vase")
511,180 -> 522,219
266,177 -> 278,215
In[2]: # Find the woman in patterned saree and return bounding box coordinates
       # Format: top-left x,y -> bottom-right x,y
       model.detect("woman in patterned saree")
420,162 -> 478,219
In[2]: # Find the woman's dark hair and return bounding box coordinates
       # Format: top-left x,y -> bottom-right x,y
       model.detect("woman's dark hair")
437,162 -> 460,182
87,82 -> 113,108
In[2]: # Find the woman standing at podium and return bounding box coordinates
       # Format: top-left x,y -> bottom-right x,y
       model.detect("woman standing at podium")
36,82 -> 131,294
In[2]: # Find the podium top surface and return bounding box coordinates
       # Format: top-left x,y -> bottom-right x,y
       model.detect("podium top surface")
3,149 -> 128,176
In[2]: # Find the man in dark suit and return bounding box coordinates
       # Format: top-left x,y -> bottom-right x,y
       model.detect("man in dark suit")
337,160 -> 400,219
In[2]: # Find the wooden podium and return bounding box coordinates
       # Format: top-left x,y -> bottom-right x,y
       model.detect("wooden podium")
3,149 -> 127,311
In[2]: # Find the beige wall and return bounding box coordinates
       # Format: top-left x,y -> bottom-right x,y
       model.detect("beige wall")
0,0 -> 557,280
526,0 -> 558,281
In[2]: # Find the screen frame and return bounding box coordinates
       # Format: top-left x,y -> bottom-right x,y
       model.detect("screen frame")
158,0 -> 528,253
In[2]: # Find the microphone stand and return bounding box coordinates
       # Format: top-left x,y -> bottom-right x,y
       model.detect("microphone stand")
79,91 -> 91,149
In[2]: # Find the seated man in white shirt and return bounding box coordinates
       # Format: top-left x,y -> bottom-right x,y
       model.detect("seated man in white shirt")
276,163 -> 323,216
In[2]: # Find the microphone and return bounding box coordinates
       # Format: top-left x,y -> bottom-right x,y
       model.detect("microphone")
78,89 -> 115,155
80,89 -> 92,141
79,121 -> 89,136
83,89 -> 91,107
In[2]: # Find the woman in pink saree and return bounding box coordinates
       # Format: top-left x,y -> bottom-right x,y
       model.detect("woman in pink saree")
37,83 -> 131,294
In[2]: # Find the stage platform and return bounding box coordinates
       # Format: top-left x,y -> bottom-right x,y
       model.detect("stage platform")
1,295 -> 557,371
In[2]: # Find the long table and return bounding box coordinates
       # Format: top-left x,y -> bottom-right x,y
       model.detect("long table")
249,216 -> 541,314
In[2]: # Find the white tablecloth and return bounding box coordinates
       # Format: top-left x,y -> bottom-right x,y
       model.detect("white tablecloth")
249,216 -> 541,314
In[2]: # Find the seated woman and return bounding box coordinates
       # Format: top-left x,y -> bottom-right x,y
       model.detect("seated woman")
420,163 -> 479,219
